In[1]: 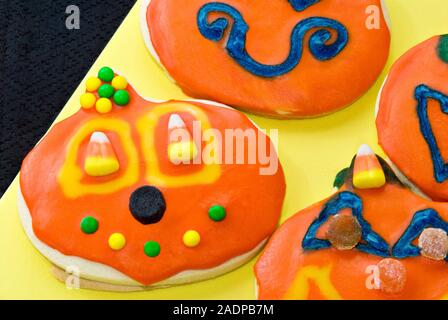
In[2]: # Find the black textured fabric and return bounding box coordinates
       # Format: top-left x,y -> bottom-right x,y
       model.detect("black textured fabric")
0,0 -> 136,196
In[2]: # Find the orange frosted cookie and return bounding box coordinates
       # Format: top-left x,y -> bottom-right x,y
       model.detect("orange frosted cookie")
19,67 -> 286,290
255,145 -> 448,300
142,0 -> 390,118
376,35 -> 448,201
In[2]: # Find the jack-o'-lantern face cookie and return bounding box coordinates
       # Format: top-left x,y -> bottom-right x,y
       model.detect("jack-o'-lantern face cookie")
376,35 -> 448,201
255,145 -> 448,300
19,67 -> 286,290
141,0 -> 390,118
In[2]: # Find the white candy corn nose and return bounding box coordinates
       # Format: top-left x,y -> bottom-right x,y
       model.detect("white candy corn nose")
84,131 -> 120,177
167,114 -> 198,164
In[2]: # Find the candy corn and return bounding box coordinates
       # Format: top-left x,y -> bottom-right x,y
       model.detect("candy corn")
353,144 -> 386,189
167,114 -> 198,164
84,131 -> 120,177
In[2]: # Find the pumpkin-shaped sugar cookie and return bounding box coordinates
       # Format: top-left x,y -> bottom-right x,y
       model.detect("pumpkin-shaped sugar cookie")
142,0 -> 390,118
19,67 -> 286,290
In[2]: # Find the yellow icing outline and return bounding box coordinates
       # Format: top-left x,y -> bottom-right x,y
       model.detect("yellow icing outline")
283,265 -> 342,300
58,119 -> 139,198
137,102 -> 221,187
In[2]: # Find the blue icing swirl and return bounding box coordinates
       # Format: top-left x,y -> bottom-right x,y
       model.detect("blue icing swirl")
392,208 -> 448,261
197,2 -> 349,78
302,191 -> 390,257
415,84 -> 448,183
289,0 -> 320,11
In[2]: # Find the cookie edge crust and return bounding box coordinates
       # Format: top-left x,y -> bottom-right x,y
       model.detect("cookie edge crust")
18,185 -> 268,289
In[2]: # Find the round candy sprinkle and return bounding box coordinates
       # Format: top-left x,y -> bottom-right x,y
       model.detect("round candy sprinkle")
208,205 -> 226,222
86,77 -> 102,92
98,84 -> 115,98
80,216 -> 99,234
377,258 -> 407,295
418,228 -> 448,261
98,67 -> 115,82
144,241 -> 161,257
80,93 -> 97,109
111,76 -> 128,90
95,98 -> 113,114
326,215 -> 362,250
113,90 -> 130,106
108,233 -> 126,251
183,230 -> 201,248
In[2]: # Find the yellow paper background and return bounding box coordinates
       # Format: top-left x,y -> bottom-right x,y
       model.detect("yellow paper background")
1,0 -> 447,299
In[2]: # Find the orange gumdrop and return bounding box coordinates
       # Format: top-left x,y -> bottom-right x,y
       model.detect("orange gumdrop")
418,228 -> 448,261
326,215 -> 362,250
377,258 -> 407,295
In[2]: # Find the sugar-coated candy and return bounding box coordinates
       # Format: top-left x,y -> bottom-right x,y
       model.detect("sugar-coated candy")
326,215 -> 362,250
418,228 -> 448,261
80,93 -> 97,109
95,98 -> 113,114
98,66 -> 115,82
86,77 -> 102,92
111,76 -> 128,90
377,258 -> 407,294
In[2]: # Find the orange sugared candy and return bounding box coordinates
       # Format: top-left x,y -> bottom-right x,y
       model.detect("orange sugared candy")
326,215 -> 362,250
377,258 -> 407,295
418,228 -> 448,261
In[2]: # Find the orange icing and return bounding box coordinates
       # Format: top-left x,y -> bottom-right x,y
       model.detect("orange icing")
145,0 -> 390,118
255,170 -> 448,300
20,78 -> 286,285
376,36 -> 448,200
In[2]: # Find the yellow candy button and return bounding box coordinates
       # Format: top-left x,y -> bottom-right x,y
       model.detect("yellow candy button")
108,233 -> 126,250
111,76 -> 128,90
86,77 -> 102,92
95,98 -> 113,114
183,230 -> 201,248
80,93 -> 97,109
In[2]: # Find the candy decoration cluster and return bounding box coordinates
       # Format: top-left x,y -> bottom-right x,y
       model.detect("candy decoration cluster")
80,67 -> 131,113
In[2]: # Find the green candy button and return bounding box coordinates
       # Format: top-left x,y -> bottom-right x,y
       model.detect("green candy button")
80,216 -> 99,234
98,66 -> 115,82
98,84 -> 115,98
113,90 -> 130,106
208,205 -> 226,222
144,241 -> 161,258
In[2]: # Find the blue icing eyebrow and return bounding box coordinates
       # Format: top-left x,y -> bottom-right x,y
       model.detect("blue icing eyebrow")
302,191 -> 390,257
415,84 -> 448,183
392,208 -> 448,261
289,0 -> 320,11
197,2 -> 348,78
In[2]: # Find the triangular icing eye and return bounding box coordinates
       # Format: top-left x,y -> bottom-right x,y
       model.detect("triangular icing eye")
167,114 -> 199,164
84,131 -> 120,177
289,0 -> 320,11
302,191 -> 390,257
392,209 -> 448,261
415,84 -> 448,183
